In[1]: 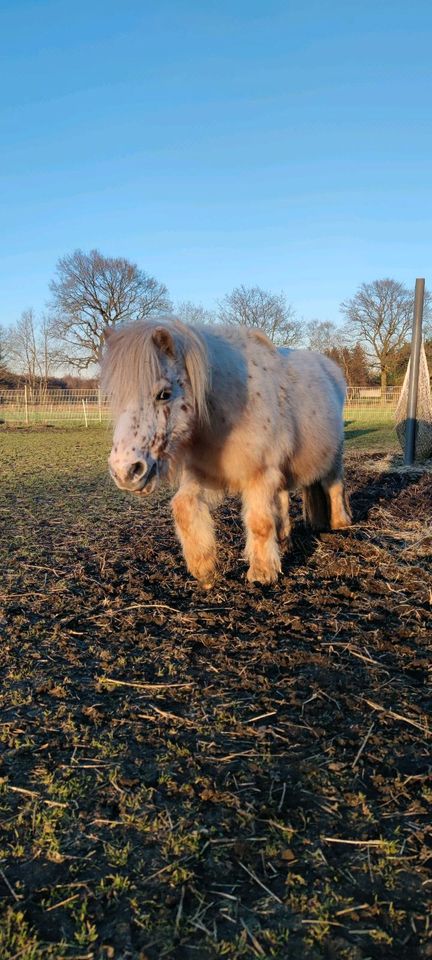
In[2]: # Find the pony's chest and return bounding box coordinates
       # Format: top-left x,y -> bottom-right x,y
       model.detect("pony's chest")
188,427 -> 262,491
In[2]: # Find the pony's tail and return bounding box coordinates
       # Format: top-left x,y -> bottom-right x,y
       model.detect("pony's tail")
302,482 -> 331,531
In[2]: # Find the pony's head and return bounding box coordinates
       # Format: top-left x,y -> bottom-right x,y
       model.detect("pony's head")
101,319 -> 209,496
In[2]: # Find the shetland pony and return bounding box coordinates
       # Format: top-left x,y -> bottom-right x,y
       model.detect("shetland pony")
101,318 -> 351,587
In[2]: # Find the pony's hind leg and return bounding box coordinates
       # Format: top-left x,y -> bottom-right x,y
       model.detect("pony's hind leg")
302,481 -> 330,531
323,477 -> 352,529
276,489 -> 291,548
171,482 -> 217,588
323,444 -> 352,529
242,470 -> 282,584
303,476 -> 351,531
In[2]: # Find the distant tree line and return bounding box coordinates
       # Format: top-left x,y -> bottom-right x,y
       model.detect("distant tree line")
1,248 -> 430,393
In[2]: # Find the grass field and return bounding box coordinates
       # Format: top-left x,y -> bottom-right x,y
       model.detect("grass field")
1,405 -> 400,449
344,408 -> 399,452
0,421 -> 430,960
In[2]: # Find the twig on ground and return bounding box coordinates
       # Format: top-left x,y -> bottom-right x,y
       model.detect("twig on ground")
361,698 -> 430,736
238,860 -> 283,904
98,677 -> 193,690
322,837 -> 392,847
46,893 -> 81,912
352,723 -> 375,768
7,785 -> 68,808
240,919 -> 266,956
0,867 -> 22,902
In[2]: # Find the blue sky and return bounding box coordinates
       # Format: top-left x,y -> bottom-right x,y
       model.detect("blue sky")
1,0 -> 431,329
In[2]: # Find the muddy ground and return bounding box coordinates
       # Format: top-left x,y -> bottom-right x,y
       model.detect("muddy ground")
0,429 -> 431,959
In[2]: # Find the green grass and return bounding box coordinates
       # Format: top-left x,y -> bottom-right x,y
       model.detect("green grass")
0,423 -> 111,485
0,403 -> 400,475
344,406 -> 399,451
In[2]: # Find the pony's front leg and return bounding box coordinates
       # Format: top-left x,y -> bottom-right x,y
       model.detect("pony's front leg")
242,471 -> 282,584
171,483 -> 217,588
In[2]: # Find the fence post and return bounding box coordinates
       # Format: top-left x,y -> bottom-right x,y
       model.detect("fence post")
404,278 -> 425,466
24,385 -> 29,425
82,398 -> 88,428
98,386 -> 102,423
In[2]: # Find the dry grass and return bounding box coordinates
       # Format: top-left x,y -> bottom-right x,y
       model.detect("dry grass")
0,427 -> 431,959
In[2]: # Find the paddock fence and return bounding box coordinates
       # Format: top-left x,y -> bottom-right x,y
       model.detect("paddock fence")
0,388 -> 108,425
0,385 -> 403,426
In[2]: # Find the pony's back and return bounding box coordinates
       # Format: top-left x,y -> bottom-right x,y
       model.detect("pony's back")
279,346 -> 346,408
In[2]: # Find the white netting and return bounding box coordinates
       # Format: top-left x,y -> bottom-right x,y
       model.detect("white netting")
395,342 -> 432,460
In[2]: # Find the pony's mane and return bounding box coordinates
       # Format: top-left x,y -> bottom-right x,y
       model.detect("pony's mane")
100,317 -> 209,422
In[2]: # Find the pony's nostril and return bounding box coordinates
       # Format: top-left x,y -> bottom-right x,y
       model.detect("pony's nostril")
128,461 -> 146,482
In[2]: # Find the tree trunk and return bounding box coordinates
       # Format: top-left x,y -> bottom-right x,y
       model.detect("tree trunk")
381,367 -> 387,397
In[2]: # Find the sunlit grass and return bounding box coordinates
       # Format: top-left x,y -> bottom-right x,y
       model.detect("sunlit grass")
0,403 -> 400,488
344,405 -> 399,451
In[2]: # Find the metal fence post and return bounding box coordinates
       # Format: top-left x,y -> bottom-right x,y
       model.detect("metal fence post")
24,385 -> 29,425
82,398 -> 88,428
404,278 -> 425,465
98,386 -> 102,423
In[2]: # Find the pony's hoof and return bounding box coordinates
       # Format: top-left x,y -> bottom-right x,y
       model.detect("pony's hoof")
330,514 -> 352,530
188,557 -> 216,589
192,565 -> 216,590
198,578 -> 215,590
246,564 -> 280,585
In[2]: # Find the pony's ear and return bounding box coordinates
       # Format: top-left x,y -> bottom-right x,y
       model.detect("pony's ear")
103,325 -> 114,343
152,326 -> 175,358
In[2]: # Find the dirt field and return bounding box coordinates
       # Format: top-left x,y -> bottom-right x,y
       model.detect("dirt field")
0,427 -> 431,959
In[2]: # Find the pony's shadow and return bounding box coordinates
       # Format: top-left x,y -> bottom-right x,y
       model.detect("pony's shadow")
282,454 -> 425,575
280,523 -> 323,575
348,460 -> 423,524
345,427 -> 380,442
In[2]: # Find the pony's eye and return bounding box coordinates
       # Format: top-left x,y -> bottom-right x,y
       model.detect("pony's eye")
156,388 -> 172,402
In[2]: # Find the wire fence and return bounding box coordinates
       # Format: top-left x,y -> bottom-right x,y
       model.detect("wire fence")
0,388 -> 107,425
0,385 -> 404,426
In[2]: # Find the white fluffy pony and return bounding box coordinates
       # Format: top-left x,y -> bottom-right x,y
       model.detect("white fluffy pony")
101,318 -> 351,587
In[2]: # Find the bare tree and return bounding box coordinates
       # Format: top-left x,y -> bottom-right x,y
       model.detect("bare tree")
218,285 -> 302,346
176,300 -> 217,326
340,279 -> 431,393
306,320 -> 343,354
0,324 -> 10,369
327,343 -> 371,387
305,320 -> 370,384
49,249 -> 172,369
7,309 -> 39,388
7,309 -> 60,394
39,315 -> 61,383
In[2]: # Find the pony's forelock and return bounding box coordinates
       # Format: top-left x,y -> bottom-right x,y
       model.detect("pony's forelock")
101,318 -> 209,422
